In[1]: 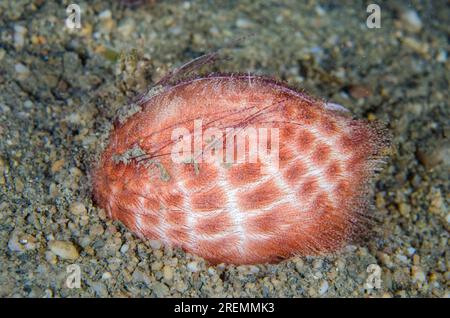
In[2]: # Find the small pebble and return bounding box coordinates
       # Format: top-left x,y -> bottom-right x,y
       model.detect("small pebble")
48,240 -> 79,260
313,259 -> 323,270
294,258 -> 304,272
14,25 -> 27,48
407,247 -> 416,256
417,141 -> 450,169
436,50 -> 447,63
413,254 -> 421,265
149,239 -> 162,250
91,282 -> 108,297
120,244 -> 129,254
51,159 -> 65,173
8,232 -> 24,253
318,280 -> 329,295
207,267 -> 217,276
152,282 -> 169,297
98,10 -> 112,20
349,85 -> 372,99
400,9 -> 423,32
69,202 -> 86,215
411,266 -> 426,283
151,261 -> 163,271
236,18 -> 253,29
187,261 -> 199,272
102,272 -> 112,280
118,20 -> 135,37
315,5 -> 326,16
89,224 -> 104,236
402,37 -> 429,56
132,268 -> 151,286
163,265 -> 174,281
15,63 -> 30,80
45,251 -> 57,264
396,254 -> 408,264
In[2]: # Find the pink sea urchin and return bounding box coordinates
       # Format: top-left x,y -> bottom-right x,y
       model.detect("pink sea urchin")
92,62 -> 390,264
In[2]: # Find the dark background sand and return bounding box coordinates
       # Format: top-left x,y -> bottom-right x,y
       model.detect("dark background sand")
0,0 -> 448,297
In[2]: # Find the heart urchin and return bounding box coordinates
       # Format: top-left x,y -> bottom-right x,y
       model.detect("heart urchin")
92,57 -> 390,264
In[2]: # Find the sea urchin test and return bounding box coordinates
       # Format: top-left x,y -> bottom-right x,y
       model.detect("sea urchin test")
93,70 -> 389,264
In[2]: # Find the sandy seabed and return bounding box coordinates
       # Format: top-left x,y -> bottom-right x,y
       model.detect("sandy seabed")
0,0 -> 448,297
